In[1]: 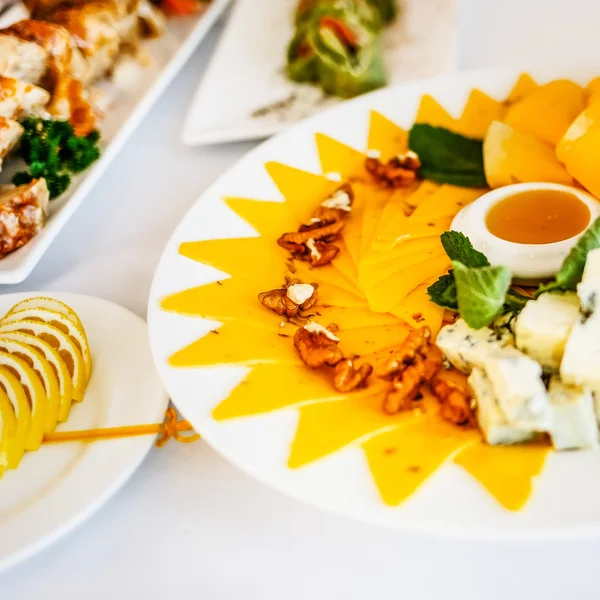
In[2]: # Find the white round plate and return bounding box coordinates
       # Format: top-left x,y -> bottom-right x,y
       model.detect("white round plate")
149,65 -> 600,540
0,293 -> 168,571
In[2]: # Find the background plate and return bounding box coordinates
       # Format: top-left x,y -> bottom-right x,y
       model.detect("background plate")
0,293 -> 168,571
183,0 -> 456,145
149,65 -> 600,540
0,0 -> 231,284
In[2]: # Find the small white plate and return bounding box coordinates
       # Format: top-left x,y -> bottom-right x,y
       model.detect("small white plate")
150,65 -> 600,539
183,0 -> 456,146
0,292 -> 168,572
0,0 -> 231,285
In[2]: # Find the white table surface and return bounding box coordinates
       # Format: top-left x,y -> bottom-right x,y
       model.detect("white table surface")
1,12 -> 600,600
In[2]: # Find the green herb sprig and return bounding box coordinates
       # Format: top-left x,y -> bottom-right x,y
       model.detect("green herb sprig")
12,118 -> 101,199
408,124 -> 487,188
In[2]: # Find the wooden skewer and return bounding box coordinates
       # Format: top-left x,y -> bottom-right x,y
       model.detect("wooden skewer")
42,408 -> 200,447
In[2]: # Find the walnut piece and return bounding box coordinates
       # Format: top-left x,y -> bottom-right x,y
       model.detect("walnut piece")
365,150 -> 421,188
294,326 -> 343,368
258,282 -> 318,318
333,359 -> 373,392
373,327 -> 431,380
431,370 -> 474,426
278,220 -> 344,267
383,347 -> 443,415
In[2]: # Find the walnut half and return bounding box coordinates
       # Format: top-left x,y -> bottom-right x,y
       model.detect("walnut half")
333,359 -> 373,392
258,282 -> 318,318
365,150 -> 421,188
293,324 -> 343,368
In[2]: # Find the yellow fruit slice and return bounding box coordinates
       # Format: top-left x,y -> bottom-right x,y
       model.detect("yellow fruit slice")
561,124 -> 600,198
483,121 -> 572,188
6,297 -> 84,331
0,351 -> 47,451
587,77 -> 600,106
2,308 -> 91,383
0,337 -> 60,431
0,386 -> 17,476
0,366 -> 30,468
0,331 -> 73,423
505,73 -> 538,104
0,319 -> 86,403
556,102 -> 600,163
504,79 -> 586,146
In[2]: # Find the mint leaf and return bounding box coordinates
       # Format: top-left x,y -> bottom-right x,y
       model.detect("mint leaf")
537,217 -> 600,296
427,272 -> 457,310
440,231 -> 489,267
452,261 -> 512,329
408,124 -> 487,188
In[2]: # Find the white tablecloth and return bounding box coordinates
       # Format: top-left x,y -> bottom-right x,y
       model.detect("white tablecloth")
1,14 -> 600,600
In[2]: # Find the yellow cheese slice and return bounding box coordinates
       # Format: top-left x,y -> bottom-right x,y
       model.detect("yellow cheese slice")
457,89 -> 506,138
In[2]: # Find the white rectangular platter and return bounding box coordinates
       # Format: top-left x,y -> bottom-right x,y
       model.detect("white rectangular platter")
0,0 -> 231,284
183,0 -> 457,146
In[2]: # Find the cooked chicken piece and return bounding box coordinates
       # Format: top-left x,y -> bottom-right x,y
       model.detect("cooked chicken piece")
137,0 -> 166,38
0,117 -> 23,172
2,20 -> 90,84
0,34 -> 47,84
0,178 -> 49,258
2,20 -> 95,133
47,2 -> 123,81
0,76 -> 50,119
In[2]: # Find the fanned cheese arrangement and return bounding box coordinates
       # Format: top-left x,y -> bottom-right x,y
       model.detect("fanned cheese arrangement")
0,296 -> 91,477
161,72 -> 600,510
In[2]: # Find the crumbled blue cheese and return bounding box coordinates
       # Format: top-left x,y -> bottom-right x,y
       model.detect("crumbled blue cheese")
304,321 -> 339,342
469,368 -> 536,445
548,376 -> 598,450
305,238 -> 321,261
515,292 -> 580,372
436,318 -> 514,374
560,312 -> 600,393
322,189 -> 351,211
578,247 -> 600,314
325,172 -> 342,182
482,347 -> 552,431
286,283 -> 314,305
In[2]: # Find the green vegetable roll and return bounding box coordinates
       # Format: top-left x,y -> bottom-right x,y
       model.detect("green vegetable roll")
365,0 -> 397,24
295,0 -> 383,32
288,7 -> 387,98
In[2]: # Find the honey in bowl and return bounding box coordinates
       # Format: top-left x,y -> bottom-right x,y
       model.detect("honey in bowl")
485,189 -> 591,244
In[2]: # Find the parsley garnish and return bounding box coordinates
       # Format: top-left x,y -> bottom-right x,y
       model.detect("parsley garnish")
12,118 -> 101,199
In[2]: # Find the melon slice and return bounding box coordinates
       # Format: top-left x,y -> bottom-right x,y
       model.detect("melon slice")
587,77 -> 600,106
505,73 -> 538,104
483,121 -> 572,188
561,124 -> 600,198
556,102 -> 600,163
504,79 -> 586,146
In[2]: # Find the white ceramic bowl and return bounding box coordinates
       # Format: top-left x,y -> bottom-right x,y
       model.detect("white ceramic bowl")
451,182 -> 600,279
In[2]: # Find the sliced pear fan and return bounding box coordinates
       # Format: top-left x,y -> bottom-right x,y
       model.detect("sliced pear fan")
0,338 -> 59,432
2,308 -> 91,383
0,351 -> 47,451
0,366 -> 31,468
0,319 -> 87,403
0,331 -> 73,422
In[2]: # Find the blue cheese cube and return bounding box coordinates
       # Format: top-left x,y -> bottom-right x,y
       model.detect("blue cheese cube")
514,292 -> 580,372
436,318 -> 514,374
578,248 -> 600,314
482,347 -> 552,431
469,368 -> 536,445
560,312 -> 600,393
548,377 -> 598,450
